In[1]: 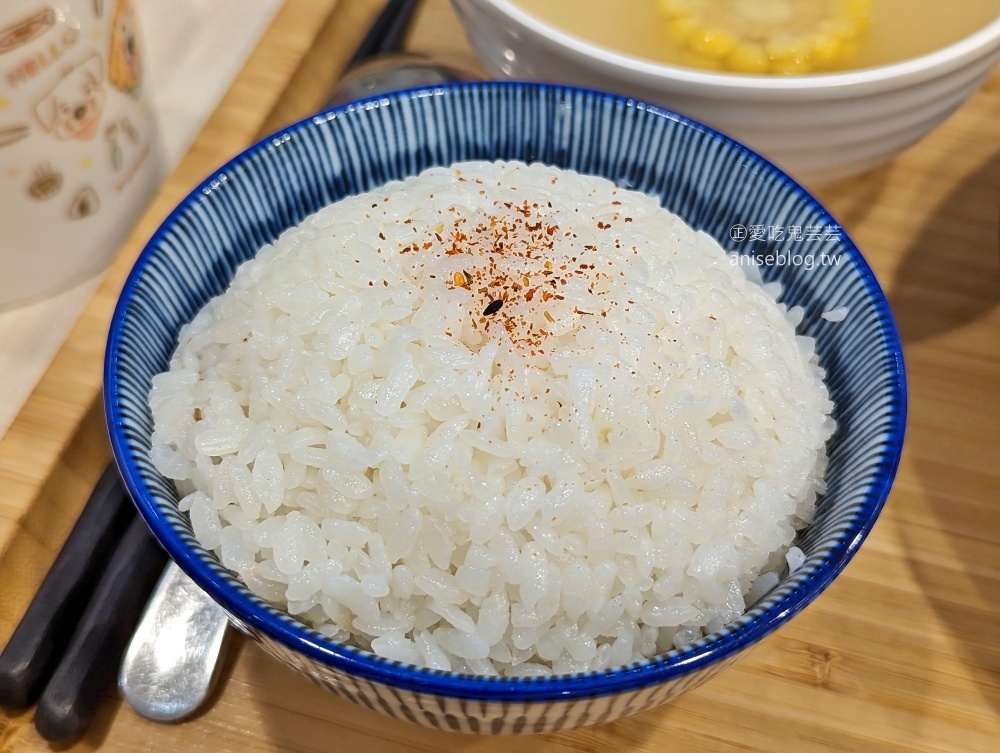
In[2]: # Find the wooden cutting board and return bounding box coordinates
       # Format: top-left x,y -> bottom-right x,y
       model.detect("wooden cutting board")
2,1 -> 998,751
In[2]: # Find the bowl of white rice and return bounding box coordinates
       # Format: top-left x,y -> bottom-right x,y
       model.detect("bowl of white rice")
106,82 -> 906,734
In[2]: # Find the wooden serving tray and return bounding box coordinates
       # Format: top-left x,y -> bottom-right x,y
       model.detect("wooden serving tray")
2,1 -> 998,751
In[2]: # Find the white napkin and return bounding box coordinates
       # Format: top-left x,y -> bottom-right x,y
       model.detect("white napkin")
0,0 -> 283,438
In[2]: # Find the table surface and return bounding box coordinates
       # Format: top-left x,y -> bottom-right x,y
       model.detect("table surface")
1,1 -> 998,751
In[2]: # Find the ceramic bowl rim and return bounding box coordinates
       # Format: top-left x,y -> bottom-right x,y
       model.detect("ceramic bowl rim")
106,80 -> 907,702
464,0 -> 1000,99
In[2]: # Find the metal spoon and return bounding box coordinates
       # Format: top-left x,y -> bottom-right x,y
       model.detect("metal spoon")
118,562 -> 230,722
323,53 -> 474,108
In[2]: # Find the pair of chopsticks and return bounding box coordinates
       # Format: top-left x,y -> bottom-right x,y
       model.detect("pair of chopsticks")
0,464 -> 166,743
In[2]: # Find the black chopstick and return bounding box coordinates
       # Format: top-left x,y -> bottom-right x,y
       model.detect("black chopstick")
345,0 -> 422,70
34,513 -> 167,743
0,461 -> 169,743
0,464 -> 134,710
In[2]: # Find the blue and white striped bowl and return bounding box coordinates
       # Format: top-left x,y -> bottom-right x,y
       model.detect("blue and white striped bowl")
106,82 -> 906,734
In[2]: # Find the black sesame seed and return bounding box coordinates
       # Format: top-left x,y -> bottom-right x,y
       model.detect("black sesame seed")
484,299 -> 503,316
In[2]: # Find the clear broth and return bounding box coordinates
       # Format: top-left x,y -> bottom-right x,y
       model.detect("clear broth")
513,0 -> 1000,73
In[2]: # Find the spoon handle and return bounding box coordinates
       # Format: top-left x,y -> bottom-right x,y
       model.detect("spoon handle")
118,561 -> 232,722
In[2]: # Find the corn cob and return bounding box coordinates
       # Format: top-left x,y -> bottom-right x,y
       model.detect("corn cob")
658,0 -> 871,74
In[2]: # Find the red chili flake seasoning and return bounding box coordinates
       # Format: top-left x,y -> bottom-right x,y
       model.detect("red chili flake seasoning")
404,192 -> 616,351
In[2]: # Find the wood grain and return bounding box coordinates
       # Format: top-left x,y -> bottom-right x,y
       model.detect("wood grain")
2,0 -> 998,751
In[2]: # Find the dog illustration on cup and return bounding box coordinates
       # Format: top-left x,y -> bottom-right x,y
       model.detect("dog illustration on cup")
33,53 -> 106,141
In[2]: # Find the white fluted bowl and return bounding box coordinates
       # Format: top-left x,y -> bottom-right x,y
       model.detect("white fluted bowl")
451,0 -> 1000,184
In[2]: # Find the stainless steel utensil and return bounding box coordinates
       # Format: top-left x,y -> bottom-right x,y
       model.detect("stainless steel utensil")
118,562 -> 230,722
323,53 -> 471,108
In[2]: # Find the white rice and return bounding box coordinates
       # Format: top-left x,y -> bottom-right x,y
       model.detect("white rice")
822,306 -> 849,323
149,161 -> 834,676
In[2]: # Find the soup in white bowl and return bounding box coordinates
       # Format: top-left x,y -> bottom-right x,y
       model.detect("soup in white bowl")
514,0 -> 1000,74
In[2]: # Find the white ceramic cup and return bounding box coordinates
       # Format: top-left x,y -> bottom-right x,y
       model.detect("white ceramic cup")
0,0 -> 165,308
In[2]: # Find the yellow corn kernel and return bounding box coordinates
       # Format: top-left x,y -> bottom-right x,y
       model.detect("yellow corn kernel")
690,28 -> 738,59
726,43 -> 770,74
775,58 -> 813,75
808,35 -> 843,68
659,0 -> 871,75
766,38 -> 810,65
